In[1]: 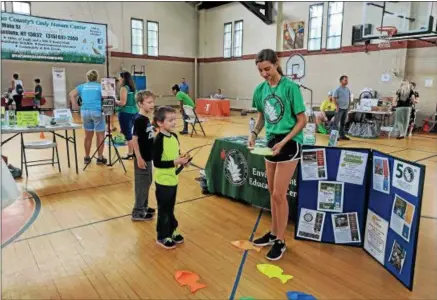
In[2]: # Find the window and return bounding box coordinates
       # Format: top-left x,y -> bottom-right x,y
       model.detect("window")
326,2 -> 344,49
147,21 -> 159,56
223,22 -> 232,58
233,20 -> 243,57
1,2 -> 5,11
12,2 -> 30,15
308,3 -> 324,51
131,19 -> 144,55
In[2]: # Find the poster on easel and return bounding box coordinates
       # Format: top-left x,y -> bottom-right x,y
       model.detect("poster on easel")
101,78 -> 116,116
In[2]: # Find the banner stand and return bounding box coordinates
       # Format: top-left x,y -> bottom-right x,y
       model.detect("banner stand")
295,146 -> 425,291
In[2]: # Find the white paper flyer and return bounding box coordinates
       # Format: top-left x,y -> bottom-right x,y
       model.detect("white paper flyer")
336,150 -> 368,185
331,212 -> 361,244
317,181 -> 344,212
390,194 -> 415,242
297,208 -> 326,242
301,148 -> 328,181
373,156 -> 390,194
392,160 -> 420,197
364,210 -> 389,265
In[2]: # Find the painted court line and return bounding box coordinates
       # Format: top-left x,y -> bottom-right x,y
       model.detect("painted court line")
229,209 -> 263,300
415,154 -> 437,163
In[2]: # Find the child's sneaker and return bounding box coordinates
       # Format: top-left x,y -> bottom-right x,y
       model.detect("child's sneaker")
172,230 -> 184,244
266,240 -> 286,261
253,232 -> 277,247
131,210 -> 153,221
146,207 -> 156,215
156,238 -> 176,249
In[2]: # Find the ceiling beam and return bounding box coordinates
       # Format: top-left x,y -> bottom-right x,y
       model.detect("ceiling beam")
240,1 -> 273,25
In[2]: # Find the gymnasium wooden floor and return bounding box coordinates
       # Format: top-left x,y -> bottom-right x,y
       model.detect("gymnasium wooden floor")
1,112 -> 437,299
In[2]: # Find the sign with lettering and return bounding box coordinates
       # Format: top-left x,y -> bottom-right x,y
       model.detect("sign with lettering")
1,13 -> 106,64
54,108 -> 73,123
17,111 -> 40,127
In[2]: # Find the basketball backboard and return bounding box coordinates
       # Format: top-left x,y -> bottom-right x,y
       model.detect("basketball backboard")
362,1 -> 436,40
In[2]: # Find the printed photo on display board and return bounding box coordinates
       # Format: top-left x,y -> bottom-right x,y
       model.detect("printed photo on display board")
301,148 -> 327,181
364,209 -> 389,265
388,240 -> 407,273
390,194 -> 415,242
373,156 -> 390,194
336,150 -> 368,185
283,21 -> 304,50
331,212 -> 361,244
297,208 -> 325,242
392,160 -> 420,197
317,181 -> 344,212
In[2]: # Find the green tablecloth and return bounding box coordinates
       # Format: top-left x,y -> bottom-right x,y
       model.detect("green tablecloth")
205,135 -> 297,212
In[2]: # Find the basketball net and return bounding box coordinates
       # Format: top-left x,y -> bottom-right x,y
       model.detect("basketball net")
376,26 -> 397,49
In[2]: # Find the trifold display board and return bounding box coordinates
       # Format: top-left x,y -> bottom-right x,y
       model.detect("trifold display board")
295,146 -> 425,291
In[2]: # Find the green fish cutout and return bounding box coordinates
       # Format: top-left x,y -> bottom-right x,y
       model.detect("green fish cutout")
257,264 -> 293,284
250,147 -> 273,156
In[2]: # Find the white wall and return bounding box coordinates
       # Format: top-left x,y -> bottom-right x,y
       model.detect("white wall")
198,2 -> 277,58
4,1 -> 197,57
2,1 -> 197,107
198,1 -> 436,121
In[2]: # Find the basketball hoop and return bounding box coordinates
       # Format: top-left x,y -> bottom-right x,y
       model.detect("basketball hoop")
376,26 -> 398,48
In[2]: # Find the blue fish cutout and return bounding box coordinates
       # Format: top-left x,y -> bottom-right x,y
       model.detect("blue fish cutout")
286,291 -> 317,300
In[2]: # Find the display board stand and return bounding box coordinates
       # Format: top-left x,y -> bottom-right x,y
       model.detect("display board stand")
295,146 -> 425,291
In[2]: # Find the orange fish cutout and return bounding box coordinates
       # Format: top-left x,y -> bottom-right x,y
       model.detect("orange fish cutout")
231,240 -> 261,252
174,270 -> 207,293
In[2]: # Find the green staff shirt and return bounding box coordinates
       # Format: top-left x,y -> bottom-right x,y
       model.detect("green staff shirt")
119,85 -> 139,114
176,91 -> 195,108
153,132 -> 180,186
252,77 -> 306,144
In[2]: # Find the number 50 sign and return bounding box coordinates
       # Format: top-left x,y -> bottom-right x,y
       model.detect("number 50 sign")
393,160 -> 420,197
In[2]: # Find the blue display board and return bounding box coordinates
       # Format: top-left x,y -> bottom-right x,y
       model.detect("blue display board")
364,150 -> 425,290
295,146 -> 425,291
133,76 -> 146,90
295,146 -> 371,246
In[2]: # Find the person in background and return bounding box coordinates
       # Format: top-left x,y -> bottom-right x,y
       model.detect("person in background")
69,70 -> 107,165
315,91 -> 336,133
131,90 -> 157,221
394,80 -> 416,139
179,78 -> 189,95
171,84 -> 195,135
213,89 -> 225,99
408,82 -> 419,136
116,71 -> 139,160
153,106 -> 189,249
249,49 -> 307,261
33,78 -> 42,111
8,73 -> 24,111
332,75 -> 351,140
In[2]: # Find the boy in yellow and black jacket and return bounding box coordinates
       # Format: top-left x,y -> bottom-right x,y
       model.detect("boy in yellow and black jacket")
153,106 -> 189,250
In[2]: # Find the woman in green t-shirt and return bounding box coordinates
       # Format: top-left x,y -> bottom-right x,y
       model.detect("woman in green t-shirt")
248,49 -> 307,261
116,71 -> 139,160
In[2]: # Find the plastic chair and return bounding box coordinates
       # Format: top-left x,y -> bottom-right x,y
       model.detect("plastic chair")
183,105 -> 206,137
22,138 -> 61,177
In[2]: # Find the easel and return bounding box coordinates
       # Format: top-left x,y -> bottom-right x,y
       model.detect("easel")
83,84 -> 126,172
